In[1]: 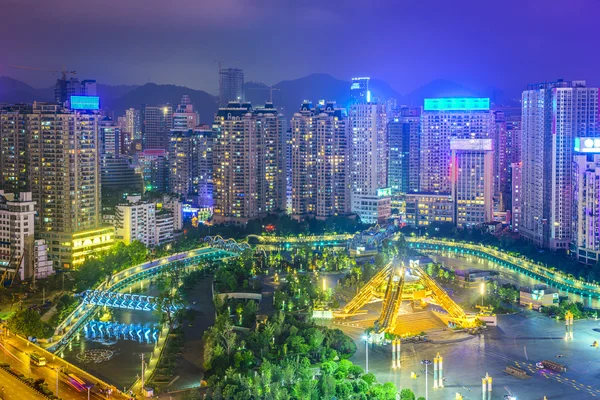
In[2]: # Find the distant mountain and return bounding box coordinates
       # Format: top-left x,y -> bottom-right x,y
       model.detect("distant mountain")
0,76 -> 52,103
107,83 -> 217,123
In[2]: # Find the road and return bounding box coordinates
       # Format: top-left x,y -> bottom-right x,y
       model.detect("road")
0,335 -> 111,400
0,366 -> 46,400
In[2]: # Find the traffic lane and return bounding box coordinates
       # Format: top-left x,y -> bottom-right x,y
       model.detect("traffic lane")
0,341 -> 99,400
0,367 -> 45,400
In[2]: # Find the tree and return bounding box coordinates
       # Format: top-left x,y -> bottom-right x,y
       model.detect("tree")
154,290 -> 184,330
7,308 -> 52,338
400,388 -> 416,400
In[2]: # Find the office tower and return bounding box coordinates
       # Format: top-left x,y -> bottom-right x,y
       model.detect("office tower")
511,162 -> 522,232
125,108 -> 142,141
348,102 -> 390,224
99,117 -> 121,156
26,101 -> 112,267
195,127 -> 214,209
212,102 -> 284,224
351,77 -> 371,103
141,104 -> 173,150
168,129 -> 212,199
0,104 -> 30,193
100,156 -> 143,200
219,68 -> 244,108
450,139 -> 494,227
388,107 -> 421,195
290,102 -> 349,220
493,110 -> 522,211
572,138 -> 600,264
521,80 -> 599,249
136,149 -> 169,192
420,98 -> 494,194
173,95 -> 200,130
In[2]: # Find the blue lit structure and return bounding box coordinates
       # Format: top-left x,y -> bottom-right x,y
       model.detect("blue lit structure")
81,290 -> 180,312
70,95 -> 100,110
424,97 -> 490,111
84,320 -> 159,343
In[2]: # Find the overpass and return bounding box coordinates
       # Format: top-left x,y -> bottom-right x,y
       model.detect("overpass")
406,237 -> 600,299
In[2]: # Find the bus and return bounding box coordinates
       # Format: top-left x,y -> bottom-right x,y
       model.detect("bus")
29,352 -> 46,366
67,374 -> 87,392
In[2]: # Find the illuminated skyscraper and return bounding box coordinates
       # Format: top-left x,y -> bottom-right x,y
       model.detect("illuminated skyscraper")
125,108 -> 142,141
521,80 -> 599,249
450,139 -> 494,227
349,102 -> 390,224
420,98 -> 494,194
388,107 -> 421,195
510,161 -> 522,232
0,104 -> 31,194
219,68 -> 244,108
290,102 -> 349,219
141,104 -> 173,151
493,110 -> 521,211
98,117 -> 121,156
173,95 -> 199,130
351,77 -> 370,103
212,102 -> 284,224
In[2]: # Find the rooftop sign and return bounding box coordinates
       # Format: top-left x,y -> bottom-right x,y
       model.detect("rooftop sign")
70,96 -> 100,110
424,97 -> 490,111
574,137 -> 600,153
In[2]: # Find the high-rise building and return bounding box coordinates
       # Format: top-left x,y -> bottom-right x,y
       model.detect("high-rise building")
511,162 -> 522,232
141,104 -> 173,151
54,77 -> 96,103
450,139 -> 494,227
99,117 -> 121,157
493,110 -> 522,211
388,107 -> 421,195
212,102 -> 284,224
572,138 -> 600,264
350,77 -> 371,103
0,104 -> 30,194
0,191 -> 35,279
404,193 -> 454,227
25,101 -> 112,267
173,95 -> 199,130
219,68 -> 244,108
194,127 -> 214,209
125,108 -> 142,141
168,128 -> 214,200
521,80 -> 599,249
420,98 -> 494,194
290,102 -> 349,220
136,149 -> 169,192
348,102 -> 390,224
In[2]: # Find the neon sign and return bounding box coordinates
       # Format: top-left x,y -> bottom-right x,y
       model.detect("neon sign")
70,96 -> 100,110
424,98 -> 490,111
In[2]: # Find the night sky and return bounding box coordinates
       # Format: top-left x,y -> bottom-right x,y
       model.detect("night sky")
2,0 -> 599,94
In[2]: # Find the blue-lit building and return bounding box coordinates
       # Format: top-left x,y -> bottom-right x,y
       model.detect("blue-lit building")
420,97 -> 494,194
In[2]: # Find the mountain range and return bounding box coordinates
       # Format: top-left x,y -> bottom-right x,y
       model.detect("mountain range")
0,74 -> 517,122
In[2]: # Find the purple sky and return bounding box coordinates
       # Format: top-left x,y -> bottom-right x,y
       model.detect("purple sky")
1,0 -> 599,94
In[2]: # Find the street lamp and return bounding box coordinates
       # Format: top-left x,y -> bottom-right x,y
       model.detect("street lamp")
480,281 -> 485,307
421,359 -> 432,400
362,335 -> 369,373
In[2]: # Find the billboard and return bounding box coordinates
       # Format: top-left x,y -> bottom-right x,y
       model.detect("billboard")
70,96 -> 100,110
424,97 -> 490,111
574,137 -> 600,153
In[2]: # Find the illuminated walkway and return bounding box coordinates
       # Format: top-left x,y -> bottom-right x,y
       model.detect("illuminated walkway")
406,237 -> 600,298
80,290 -> 179,312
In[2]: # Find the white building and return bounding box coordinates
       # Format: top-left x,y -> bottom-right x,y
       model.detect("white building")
161,194 -> 183,232
572,138 -> 600,264
521,80 -> 599,250
0,191 -> 52,280
450,139 -> 494,227
420,98 -> 494,194
173,95 -> 199,130
348,103 -> 390,224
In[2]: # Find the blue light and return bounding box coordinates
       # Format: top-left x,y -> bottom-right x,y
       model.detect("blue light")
424,98 -> 490,111
70,96 -> 100,110
367,90 -> 371,103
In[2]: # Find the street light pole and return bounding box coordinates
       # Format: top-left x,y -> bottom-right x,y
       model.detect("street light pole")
480,281 -> 485,307
362,335 -> 369,373
421,359 -> 432,400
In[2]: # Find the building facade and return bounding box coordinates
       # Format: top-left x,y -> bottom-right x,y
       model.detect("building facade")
388,108 -> 420,195
511,162 -> 523,232
420,98 -> 494,194
450,139 -> 494,227
290,102 -> 349,220
173,95 -> 199,130
219,68 -> 244,108
520,80 -> 599,249
348,102 -> 390,224
141,104 -> 173,151
404,193 -> 454,227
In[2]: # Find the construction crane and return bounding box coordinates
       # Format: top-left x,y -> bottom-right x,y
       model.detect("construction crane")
246,85 -> 281,103
9,64 -> 76,81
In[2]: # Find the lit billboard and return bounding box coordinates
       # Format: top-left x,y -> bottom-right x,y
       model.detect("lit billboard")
70,96 -> 100,110
574,137 -> 600,153
424,97 -> 490,111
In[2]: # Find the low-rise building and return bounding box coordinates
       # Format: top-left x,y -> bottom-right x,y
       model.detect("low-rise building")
519,285 -> 559,310
404,193 -> 454,227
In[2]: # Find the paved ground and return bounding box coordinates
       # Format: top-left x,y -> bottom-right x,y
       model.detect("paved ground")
335,309 -> 600,400
0,366 -> 46,400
